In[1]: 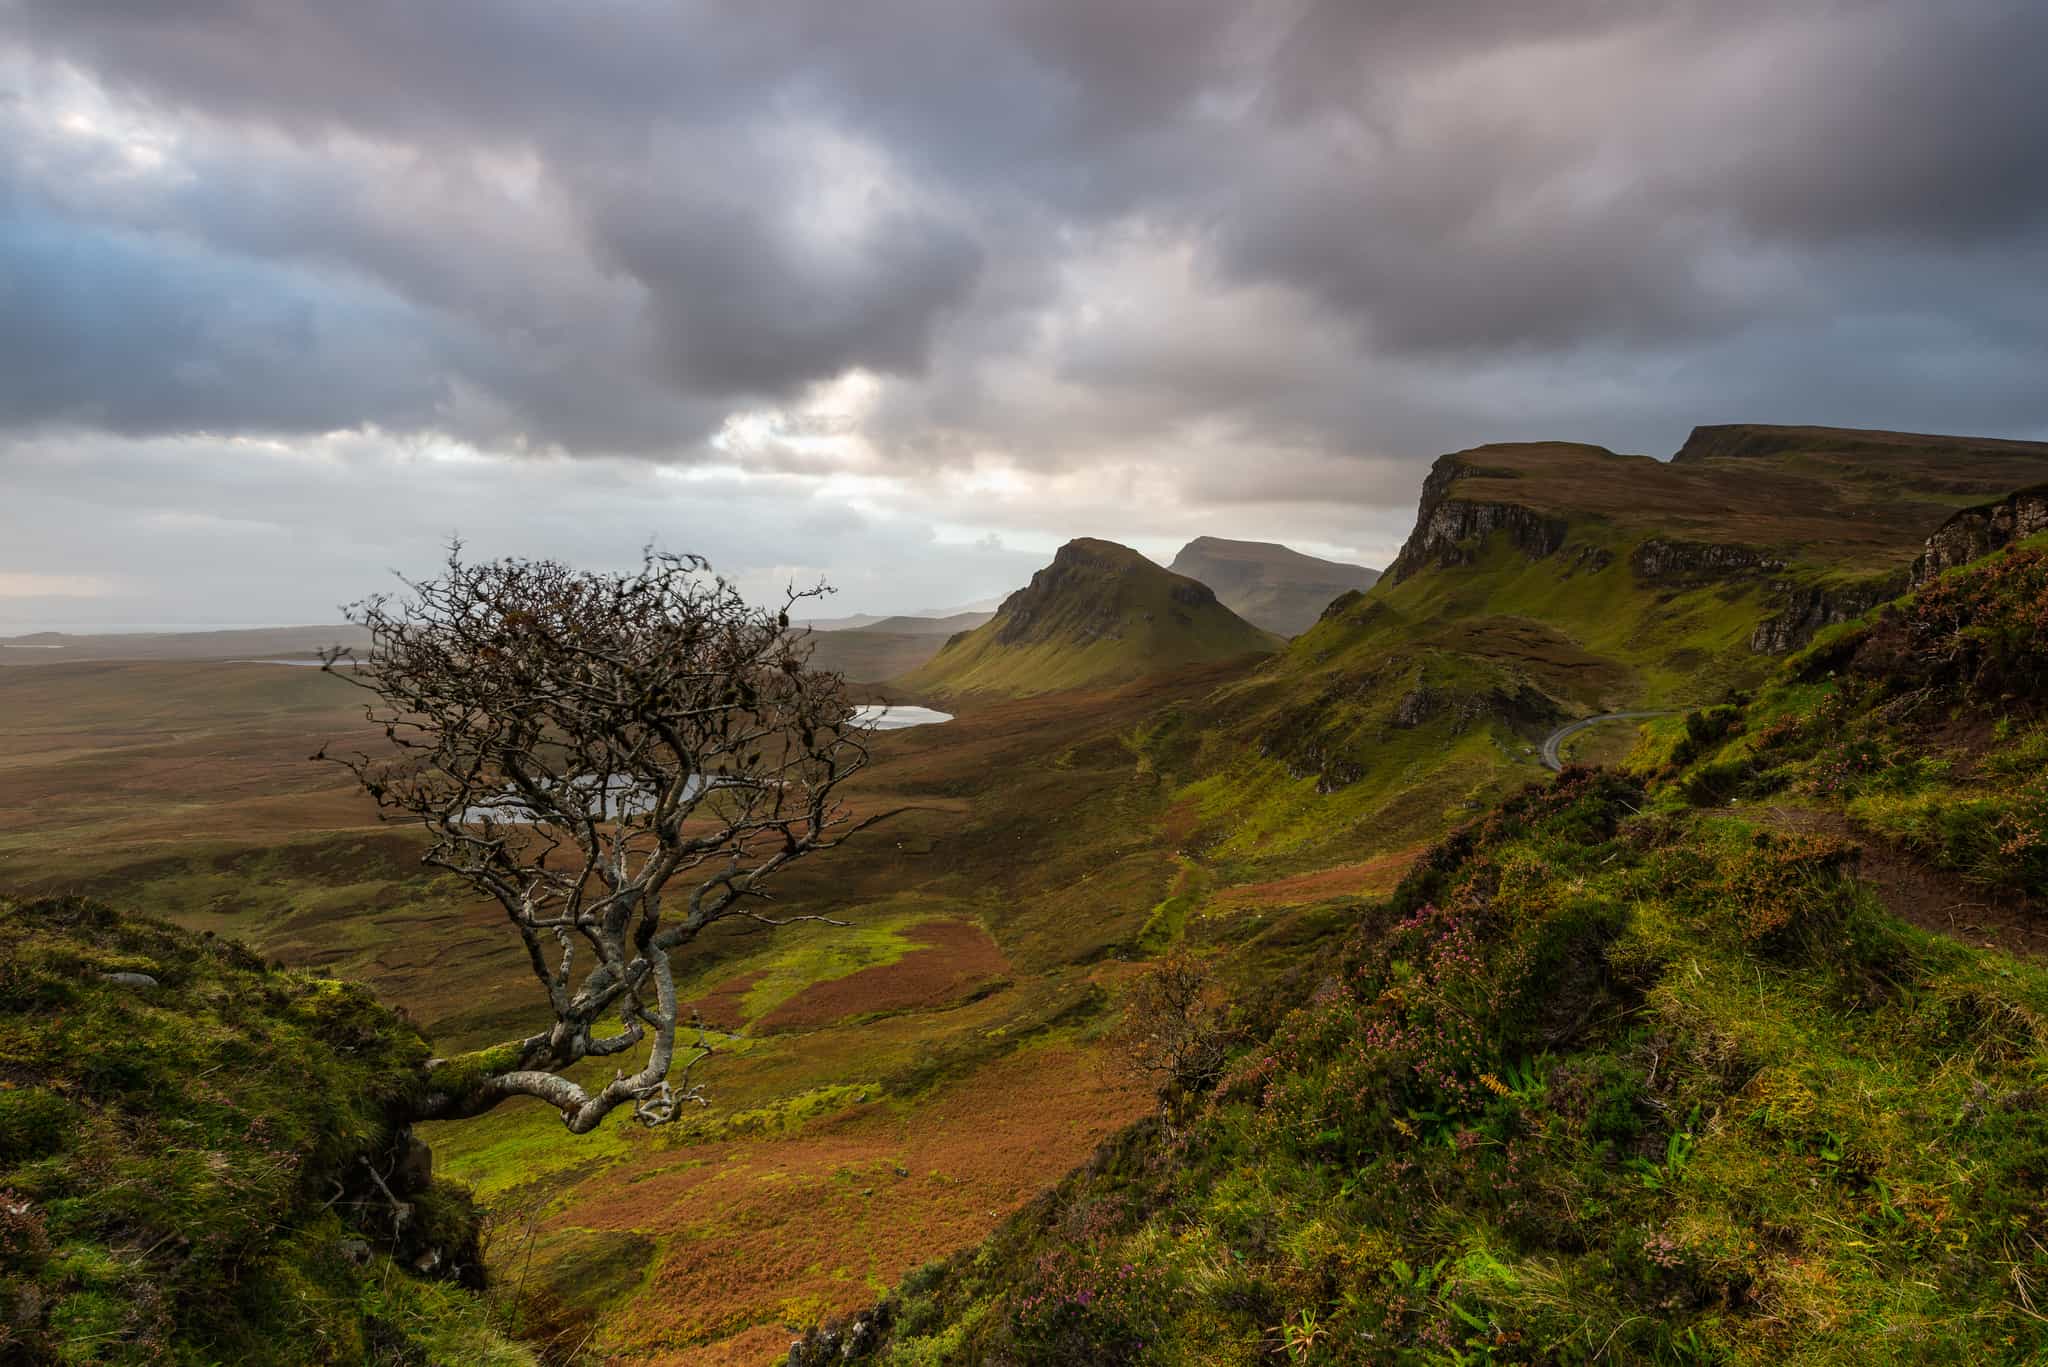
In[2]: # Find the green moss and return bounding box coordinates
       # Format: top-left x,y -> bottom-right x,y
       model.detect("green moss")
0,895 -> 531,1365
1136,858 -> 1209,952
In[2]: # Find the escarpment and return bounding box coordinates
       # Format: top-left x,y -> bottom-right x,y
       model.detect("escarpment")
1628,538 -> 1785,584
1748,573 -> 1911,654
1913,484 -> 2048,584
1383,452 -> 1572,584
1371,431 -> 2048,658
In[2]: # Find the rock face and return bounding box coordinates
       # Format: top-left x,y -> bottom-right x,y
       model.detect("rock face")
1166,536 -> 1380,637
1629,538 -> 1786,584
1749,481 -> 2048,655
1385,454 -> 1570,584
1749,575 -> 1909,655
1913,484 -> 2048,583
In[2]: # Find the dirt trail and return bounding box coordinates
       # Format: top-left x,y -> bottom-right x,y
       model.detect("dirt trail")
1758,804 -> 2048,959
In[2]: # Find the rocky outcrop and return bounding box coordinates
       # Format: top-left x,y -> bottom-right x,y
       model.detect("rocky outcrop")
1749,574 -> 1908,655
1912,484 -> 2048,583
1318,588 -> 1370,623
1385,454 -> 1569,584
1748,481 -> 2046,654
1629,538 -> 1785,584
1261,670 -> 1561,793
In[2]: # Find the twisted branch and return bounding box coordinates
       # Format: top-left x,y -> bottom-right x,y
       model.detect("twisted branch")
317,546 -> 873,1131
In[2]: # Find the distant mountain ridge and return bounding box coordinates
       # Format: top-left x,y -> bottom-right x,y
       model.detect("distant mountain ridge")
849,612 -> 994,637
905,538 -> 1281,696
0,624 -> 369,666
1167,536 -> 1380,636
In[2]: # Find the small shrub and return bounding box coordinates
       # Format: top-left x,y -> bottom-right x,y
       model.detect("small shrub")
1113,949 -> 1237,1121
1008,1246 -> 1166,1365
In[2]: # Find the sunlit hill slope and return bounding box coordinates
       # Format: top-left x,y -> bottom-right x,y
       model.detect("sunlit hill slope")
905,538 -> 1282,697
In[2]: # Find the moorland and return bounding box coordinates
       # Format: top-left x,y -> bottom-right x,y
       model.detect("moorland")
7,423 -> 2048,1364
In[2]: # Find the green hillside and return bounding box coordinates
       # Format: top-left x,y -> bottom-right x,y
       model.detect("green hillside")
796,525 -> 2048,1365
0,896 -> 528,1366
1165,425 -> 2048,867
904,538 -> 1281,697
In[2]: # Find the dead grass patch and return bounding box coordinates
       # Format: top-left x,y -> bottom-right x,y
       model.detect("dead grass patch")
754,920 -> 1009,1033
557,1040 -> 1148,1362
1209,846 -> 1422,913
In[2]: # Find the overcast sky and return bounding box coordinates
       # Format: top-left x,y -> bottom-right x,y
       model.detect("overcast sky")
3,0 -> 2046,627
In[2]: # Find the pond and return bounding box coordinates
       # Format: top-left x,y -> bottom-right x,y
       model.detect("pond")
853,704 -> 952,730
452,708 -> 951,824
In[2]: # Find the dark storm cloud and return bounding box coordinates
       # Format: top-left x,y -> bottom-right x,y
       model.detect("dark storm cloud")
576,140 -> 983,397
2,0 -> 2046,495
0,200 -> 447,435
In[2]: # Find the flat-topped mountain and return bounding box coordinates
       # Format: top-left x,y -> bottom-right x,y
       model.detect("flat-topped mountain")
1388,425 -> 2048,583
1166,537 -> 1380,636
904,538 -> 1281,696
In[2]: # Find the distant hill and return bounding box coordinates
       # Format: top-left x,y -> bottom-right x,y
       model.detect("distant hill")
801,629 -> 948,682
850,612 -> 994,637
797,612 -> 997,682
792,611 -> 891,631
904,538 -> 1281,696
0,624 -> 369,666
1167,536 -> 1380,636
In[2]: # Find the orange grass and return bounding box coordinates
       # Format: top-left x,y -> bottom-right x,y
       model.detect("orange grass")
754,920 -> 1009,1033
1208,845 -> 1422,912
550,1040 -> 1148,1363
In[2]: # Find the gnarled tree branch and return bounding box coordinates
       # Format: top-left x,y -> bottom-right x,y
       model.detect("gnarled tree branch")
318,546 -> 872,1132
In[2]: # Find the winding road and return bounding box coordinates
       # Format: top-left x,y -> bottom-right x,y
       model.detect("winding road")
1539,711 -> 1678,771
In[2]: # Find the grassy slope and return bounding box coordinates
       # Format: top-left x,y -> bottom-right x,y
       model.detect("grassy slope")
834,533 -> 2048,1365
0,896 -> 528,1366
906,539 -> 1280,697
1163,428 -> 2048,874
414,673 -> 1266,1362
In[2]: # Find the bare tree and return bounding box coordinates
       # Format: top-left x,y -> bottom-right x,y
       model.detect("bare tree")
318,548 -> 873,1133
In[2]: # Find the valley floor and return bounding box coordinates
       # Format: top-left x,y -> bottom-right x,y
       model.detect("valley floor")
0,656 -> 1443,1362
